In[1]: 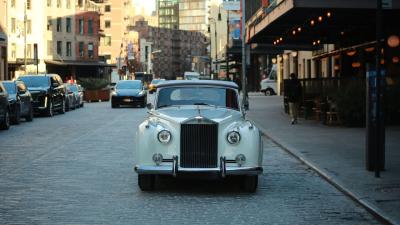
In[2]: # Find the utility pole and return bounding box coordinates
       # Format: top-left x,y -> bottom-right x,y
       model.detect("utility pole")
241,0 -> 248,109
226,10 -> 230,80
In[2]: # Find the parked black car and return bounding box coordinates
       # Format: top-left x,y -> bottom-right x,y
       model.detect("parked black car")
18,74 -> 66,117
0,81 -> 10,130
111,80 -> 147,108
3,80 -> 34,124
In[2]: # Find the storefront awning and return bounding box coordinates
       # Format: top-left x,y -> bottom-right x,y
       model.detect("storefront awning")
45,60 -> 116,67
247,0 -> 400,49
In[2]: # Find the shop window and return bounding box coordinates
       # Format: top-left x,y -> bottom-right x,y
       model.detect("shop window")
57,41 -> 62,56
88,20 -> 93,35
88,43 -> 94,58
66,42 -> 72,57
57,17 -> 62,32
66,18 -> 71,33
79,42 -> 84,57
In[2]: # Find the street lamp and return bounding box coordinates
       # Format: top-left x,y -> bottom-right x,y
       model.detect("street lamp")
209,15 -> 221,79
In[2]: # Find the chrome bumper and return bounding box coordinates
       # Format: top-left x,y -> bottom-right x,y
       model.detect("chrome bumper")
134,156 -> 263,177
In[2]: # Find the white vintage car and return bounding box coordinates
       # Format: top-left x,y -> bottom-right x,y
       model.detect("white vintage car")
134,80 -> 263,192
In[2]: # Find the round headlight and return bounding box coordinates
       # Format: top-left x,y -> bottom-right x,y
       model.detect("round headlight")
227,131 -> 241,145
158,130 -> 171,144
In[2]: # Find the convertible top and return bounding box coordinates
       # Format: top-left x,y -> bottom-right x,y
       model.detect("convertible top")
156,80 -> 238,89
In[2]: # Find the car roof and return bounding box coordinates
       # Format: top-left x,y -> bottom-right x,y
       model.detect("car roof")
117,80 -> 142,83
156,80 -> 238,89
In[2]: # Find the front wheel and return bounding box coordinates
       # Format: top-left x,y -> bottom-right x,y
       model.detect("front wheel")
0,110 -> 10,130
46,99 -> 54,117
138,174 -> 155,191
241,176 -> 258,193
25,104 -> 34,122
11,105 -> 21,125
265,89 -> 273,96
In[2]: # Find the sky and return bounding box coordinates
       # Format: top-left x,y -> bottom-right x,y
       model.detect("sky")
132,0 -> 156,15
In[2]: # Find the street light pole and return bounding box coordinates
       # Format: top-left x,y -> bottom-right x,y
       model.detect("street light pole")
226,10 -> 230,80
241,0 -> 248,109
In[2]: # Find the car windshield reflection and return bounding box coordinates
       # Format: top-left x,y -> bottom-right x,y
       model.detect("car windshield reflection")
157,87 -> 239,110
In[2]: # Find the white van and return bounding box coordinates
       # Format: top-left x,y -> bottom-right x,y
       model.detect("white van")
184,71 -> 200,80
260,65 -> 277,96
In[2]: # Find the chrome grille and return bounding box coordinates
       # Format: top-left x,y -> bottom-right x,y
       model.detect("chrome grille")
180,123 -> 218,168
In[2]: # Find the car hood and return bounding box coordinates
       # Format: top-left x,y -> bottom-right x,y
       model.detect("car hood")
28,87 -> 49,93
152,106 -> 243,124
115,89 -> 143,96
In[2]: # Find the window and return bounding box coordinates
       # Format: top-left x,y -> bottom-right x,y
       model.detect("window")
105,5 -> 111,12
27,20 -> 32,34
66,18 -> 71,33
104,36 -> 111,46
66,42 -> 72,56
47,40 -> 53,55
11,18 -> 16,33
11,0 -> 15,7
78,0 -> 83,7
57,0 -> 61,7
66,0 -> 71,8
11,43 -> 16,59
47,17 -> 52,30
79,19 -> 84,35
88,19 -> 93,35
47,0 -> 51,7
27,0 -> 31,9
57,17 -> 62,32
105,20 -> 111,28
27,44 -> 32,58
79,42 -> 84,57
88,43 -> 94,58
57,41 -> 62,56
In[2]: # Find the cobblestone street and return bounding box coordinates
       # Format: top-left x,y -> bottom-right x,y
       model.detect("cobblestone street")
0,102 -> 382,225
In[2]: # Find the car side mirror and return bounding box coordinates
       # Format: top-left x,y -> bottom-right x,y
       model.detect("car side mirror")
146,103 -> 153,110
18,89 -> 26,94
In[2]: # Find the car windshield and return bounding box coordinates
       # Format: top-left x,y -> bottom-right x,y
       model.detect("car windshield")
69,85 -> 78,92
19,76 -> 50,88
157,87 -> 239,110
116,81 -> 142,89
3,82 -> 16,94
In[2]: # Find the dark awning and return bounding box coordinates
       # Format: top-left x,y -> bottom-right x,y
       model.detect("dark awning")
247,0 -> 400,49
45,60 -> 116,67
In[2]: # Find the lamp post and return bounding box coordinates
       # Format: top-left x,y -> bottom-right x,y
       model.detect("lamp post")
241,0 -> 248,109
209,18 -> 218,79
24,0 -> 27,74
226,9 -> 230,80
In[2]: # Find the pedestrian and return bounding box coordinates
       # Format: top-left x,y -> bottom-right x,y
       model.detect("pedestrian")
286,73 -> 302,125
234,76 -> 242,93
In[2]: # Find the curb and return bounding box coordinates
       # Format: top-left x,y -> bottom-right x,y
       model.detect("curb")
257,126 -> 398,225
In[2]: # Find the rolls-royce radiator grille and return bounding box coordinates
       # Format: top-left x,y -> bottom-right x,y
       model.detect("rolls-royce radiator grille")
180,124 -> 218,168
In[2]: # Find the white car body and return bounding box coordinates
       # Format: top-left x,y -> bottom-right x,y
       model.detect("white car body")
135,80 -> 263,192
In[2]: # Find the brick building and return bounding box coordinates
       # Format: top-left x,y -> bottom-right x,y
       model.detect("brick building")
130,20 -> 208,79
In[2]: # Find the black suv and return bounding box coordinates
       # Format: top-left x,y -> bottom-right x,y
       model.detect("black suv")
18,74 -> 66,117
3,80 -> 34,124
0,81 -> 10,130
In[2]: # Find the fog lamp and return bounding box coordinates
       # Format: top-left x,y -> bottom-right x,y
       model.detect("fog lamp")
235,154 -> 246,166
152,153 -> 163,166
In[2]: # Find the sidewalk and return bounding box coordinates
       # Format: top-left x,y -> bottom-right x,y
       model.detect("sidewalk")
247,95 -> 400,225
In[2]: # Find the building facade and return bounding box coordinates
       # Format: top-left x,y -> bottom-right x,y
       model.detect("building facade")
157,0 -> 180,29
98,0 -> 135,66
132,20 -> 208,79
179,0 -> 209,33
0,0 -> 8,80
